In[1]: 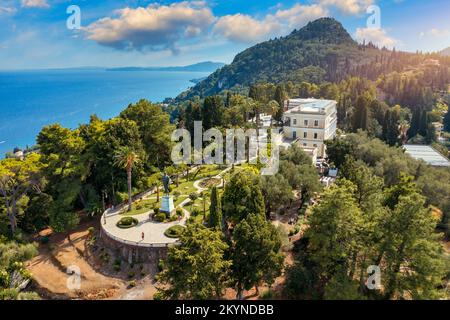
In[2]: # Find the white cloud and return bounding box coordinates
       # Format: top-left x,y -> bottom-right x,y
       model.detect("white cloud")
0,6 -> 17,14
213,14 -> 282,44
21,0 -> 49,8
355,27 -> 398,48
85,0 -> 381,50
424,28 -> 450,38
318,0 -> 374,15
275,4 -> 328,30
214,4 -> 328,44
85,2 -> 215,52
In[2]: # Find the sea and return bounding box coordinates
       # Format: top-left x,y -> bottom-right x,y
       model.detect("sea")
0,69 -> 209,156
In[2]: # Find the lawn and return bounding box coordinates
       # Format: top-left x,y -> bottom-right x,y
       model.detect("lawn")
121,198 -> 157,216
187,164 -> 225,181
121,165 -> 222,216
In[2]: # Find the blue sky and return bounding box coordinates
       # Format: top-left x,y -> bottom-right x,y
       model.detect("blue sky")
0,0 -> 449,70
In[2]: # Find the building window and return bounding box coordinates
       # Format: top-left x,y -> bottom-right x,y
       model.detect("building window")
314,120 -> 319,127
303,143 -> 307,147
303,132 -> 307,138
293,119 -> 297,125
304,120 -> 308,126
293,131 -> 297,139
314,133 -> 318,139
313,144 -> 317,147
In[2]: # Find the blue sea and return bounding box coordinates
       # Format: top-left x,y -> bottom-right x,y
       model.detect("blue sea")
0,69 -> 208,156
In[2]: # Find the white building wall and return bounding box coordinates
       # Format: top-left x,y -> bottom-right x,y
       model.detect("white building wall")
282,99 -> 337,158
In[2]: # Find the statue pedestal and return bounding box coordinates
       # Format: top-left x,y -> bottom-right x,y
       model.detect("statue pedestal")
160,195 -> 175,216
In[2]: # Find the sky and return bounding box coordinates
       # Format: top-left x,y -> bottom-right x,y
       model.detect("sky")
0,0 -> 449,70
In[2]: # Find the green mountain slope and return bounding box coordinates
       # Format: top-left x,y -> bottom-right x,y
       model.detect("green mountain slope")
176,18 -> 374,101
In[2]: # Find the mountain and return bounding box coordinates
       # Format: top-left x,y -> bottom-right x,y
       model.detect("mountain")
107,61 -> 225,72
176,18 -> 393,101
441,47 -> 450,56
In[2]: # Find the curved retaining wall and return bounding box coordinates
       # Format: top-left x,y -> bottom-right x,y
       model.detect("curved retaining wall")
99,219 -> 179,264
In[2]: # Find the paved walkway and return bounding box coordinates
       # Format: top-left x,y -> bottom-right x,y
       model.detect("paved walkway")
101,166 -> 231,246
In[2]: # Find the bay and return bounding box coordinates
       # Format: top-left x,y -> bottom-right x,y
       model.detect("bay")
0,69 -> 208,156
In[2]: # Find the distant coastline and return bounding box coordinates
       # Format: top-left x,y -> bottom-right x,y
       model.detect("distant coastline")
0,61 -> 225,73
106,61 -> 225,73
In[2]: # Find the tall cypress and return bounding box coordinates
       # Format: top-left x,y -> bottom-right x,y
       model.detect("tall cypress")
209,186 -> 222,229
444,109 -> 450,132
274,85 -> 286,123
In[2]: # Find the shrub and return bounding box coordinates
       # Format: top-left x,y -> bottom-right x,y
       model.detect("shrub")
176,208 -> 183,217
173,191 -> 181,198
189,192 -> 198,201
187,217 -> 195,224
115,192 -> 128,204
40,236 -> 49,244
116,217 -> 138,229
128,280 -> 137,288
128,271 -> 135,278
87,227 -> 95,235
164,225 -> 186,238
153,207 -> 160,215
100,252 -> 110,263
157,259 -> 165,272
136,204 -> 143,210
260,290 -> 275,299
191,208 -> 201,217
155,213 -> 166,222
169,215 -> 178,222
153,292 -> 163,300
289,225 -> 301,237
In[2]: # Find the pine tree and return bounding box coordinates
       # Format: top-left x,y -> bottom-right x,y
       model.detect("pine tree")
231,213 -> 284,299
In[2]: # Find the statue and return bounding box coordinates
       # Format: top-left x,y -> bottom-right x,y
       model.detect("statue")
162,172 -> 171,195
160,171 -> 175,215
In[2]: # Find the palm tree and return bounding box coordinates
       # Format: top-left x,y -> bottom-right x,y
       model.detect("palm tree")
114,147 -> 140,212
268,100 -> 280,127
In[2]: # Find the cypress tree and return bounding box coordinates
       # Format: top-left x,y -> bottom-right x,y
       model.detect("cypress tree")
352,95 -> 370,131
443,109 -> 450,132
209,186 -> 222,229
274,85 -> 286,123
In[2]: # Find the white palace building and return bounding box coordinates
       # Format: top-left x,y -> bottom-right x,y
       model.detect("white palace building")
282,98 -> 337,158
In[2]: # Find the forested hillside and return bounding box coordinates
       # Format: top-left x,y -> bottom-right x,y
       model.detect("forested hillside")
176,18 -> 449,101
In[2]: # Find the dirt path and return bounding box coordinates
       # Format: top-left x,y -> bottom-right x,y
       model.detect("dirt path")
28,222 -> 127,299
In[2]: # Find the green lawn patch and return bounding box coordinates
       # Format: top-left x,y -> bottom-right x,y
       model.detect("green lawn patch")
122,198 -> 157,216
116,217 -> 139,229
164,225 -> 186,238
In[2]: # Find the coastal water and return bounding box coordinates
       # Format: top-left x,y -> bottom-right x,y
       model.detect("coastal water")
0,69 -> 208,156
